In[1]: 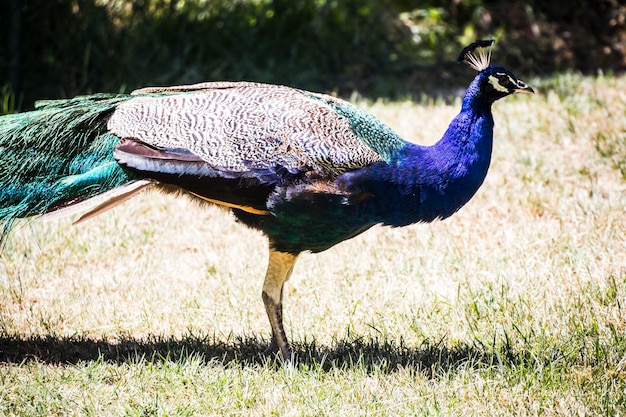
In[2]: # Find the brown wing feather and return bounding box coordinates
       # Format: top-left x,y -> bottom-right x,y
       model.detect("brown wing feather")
108,83 -> 384,177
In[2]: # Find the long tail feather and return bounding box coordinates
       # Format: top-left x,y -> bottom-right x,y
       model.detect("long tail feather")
40,179 -> 154,225
0,94 -> 139,241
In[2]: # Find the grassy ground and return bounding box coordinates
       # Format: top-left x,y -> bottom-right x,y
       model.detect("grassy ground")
1,73 -> 625,416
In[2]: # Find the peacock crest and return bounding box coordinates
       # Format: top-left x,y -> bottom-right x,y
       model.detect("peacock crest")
457,39 -> 495,71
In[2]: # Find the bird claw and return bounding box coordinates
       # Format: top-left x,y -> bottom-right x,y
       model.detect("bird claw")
263,338 -> 293,363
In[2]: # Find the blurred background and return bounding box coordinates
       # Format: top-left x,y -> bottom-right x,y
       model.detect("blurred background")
1,0 -> 625,111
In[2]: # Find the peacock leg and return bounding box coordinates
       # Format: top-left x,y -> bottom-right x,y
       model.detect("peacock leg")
261,249 -> 299,362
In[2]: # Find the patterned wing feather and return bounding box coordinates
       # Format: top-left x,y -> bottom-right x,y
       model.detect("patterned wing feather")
107,83 -> 405,179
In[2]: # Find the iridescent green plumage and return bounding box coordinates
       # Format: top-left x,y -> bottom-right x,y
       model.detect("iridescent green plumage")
305,93 -> 405,162
0,94 -> 137,238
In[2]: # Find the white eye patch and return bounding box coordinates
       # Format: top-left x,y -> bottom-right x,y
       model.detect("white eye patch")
487,75 -> 511,93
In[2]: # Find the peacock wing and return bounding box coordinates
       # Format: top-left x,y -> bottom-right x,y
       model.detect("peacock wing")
108,82 -> 406,180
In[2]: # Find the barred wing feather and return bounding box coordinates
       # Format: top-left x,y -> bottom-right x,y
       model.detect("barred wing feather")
108,83 -> 396,179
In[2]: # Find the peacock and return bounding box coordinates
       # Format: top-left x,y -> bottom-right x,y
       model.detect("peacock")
0,40 -> 532,361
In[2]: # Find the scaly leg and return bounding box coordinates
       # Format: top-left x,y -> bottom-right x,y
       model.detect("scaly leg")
262,249 -> 299,362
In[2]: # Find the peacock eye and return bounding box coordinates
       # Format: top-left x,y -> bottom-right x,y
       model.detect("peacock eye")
498,75 -> 510,86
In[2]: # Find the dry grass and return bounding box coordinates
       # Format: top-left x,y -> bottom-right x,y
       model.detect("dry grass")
1,73 -> 625,416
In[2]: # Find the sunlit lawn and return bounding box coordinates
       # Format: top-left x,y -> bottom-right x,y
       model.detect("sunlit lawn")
1,73 -> 625,416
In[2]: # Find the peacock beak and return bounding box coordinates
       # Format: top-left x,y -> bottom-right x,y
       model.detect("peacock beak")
513,79 -> 534,94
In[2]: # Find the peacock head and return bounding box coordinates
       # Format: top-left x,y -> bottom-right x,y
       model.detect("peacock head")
459,39 -> 534,104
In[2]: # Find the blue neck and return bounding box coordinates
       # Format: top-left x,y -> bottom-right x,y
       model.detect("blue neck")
338,81 -> 494,226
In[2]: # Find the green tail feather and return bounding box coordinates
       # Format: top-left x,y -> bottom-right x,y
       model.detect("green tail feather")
0,94 -> 139,240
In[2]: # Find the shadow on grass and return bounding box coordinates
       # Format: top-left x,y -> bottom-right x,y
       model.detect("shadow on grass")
0,332 -> 513,376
